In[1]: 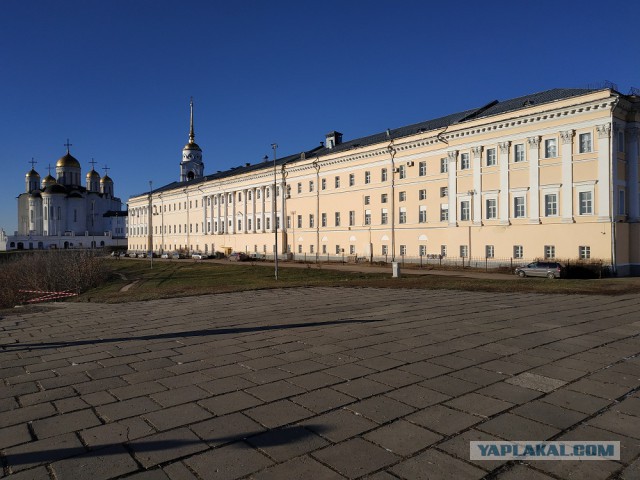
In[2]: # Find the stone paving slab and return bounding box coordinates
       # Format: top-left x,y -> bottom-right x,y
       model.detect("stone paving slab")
2,287 -> 640,478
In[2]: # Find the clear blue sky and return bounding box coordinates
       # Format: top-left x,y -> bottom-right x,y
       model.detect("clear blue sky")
1,0 -> 637,233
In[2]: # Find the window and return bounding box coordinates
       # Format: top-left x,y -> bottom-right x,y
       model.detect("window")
399,208 -> 407,224
310,245 -> 314,254
349,173 -> 355,186
297,183 -> 302,194
321,178 -> 326,190
298,245 -> 303,253
440,205 -> 449,221
544,245 -> 556,259
545,194 -> 557,216
440,158 -> 448,173
460,201 -> 470,221
266,188 -> 270,199
381,168 -> 388,182
364,210 -> 371,225
400,245 -> 407,256
381,208 -> 388,224
335,212 -> 341,226
257,190 -> 261,199
419,161 -> 427,176
579,246 -> 591,259
513,245 -> 523,259
248,191 -> 252,201
364,195 -> 370,205
336,245 -> 341,254
309,180 -> 314,192
247,219 -> 251,231
307,214 -> 313,228
441,245 -> 447,257
266,217 -> 270,229
440,186 -> 448,198
460,245 -> 468,258
618,131 -> 625,153
514,143 -> 525,162
514,196 -> 526,218
579,133 -> 592,153
486,199 -> 497,219
579,191 -> 593,215
297,215 -> 302,228
399,165 -> 406,179
237,220 -> 241,231
321,213 -> 327,227
381,193 -> 388,203
399,191 -> 406,202
419,189 -> 427,200
460,153 -> 470,170
619,190 -> 626,216
486,148 -> 496,166
365,171 -> 371,184
350,245 -> 356,255
322,244 -> 327,254
257,218 -> 261,230
335,176 -> 340,188
485,245 -> 494,258
382,245 -> 388,255
349,211 -> 355,226
545,138 -> 557,158
419,206 -> 427,223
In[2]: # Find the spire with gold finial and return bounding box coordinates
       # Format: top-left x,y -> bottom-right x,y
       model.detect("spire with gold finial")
189,96 -> 195,144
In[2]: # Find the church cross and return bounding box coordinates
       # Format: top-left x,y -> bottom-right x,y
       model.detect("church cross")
64,139 -> 72,153
103,165 -> 110,176
89,158 -> 97,170
47,164 -> 52,175
29,158 -> 37,170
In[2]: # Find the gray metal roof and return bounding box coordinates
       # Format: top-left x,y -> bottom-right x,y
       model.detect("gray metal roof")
144,87 -> 605,197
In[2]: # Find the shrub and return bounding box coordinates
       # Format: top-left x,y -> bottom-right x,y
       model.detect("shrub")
0,250 -> 109,308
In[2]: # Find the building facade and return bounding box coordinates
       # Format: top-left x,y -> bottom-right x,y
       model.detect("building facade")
4,146 -> 127,251
128,88 -> 640,274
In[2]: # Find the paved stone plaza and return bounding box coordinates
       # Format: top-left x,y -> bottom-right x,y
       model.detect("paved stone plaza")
1,287 -> 640,479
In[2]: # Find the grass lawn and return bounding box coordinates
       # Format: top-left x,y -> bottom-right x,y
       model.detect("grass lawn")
74,259 -> 640,303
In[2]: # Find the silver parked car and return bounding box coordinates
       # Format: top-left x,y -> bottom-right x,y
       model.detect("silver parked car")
515,261 -> 565,279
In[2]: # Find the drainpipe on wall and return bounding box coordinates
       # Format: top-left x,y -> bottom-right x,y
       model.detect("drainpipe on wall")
610,96 -> 620,275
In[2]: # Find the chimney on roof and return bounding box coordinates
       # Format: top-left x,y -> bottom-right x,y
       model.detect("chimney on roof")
325,131 -> 343,149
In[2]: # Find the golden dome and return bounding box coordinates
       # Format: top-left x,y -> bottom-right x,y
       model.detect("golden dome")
26,168 -> 40,178
56,153 -> 81,168
100,175 -> 113,184
41,174 -> 56,187
86,169 -> 100,179
183,141 -> 202,152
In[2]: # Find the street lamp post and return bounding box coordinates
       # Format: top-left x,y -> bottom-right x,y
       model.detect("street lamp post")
271,143 -> 278,280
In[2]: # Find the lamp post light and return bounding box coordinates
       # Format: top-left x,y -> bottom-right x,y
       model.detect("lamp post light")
271,143 -> 278,280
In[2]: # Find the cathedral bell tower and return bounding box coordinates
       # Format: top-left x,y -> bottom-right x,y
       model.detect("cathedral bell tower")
180,98 -> 204,182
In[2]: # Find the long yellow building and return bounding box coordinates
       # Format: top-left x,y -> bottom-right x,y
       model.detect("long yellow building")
127,88 -> 640,275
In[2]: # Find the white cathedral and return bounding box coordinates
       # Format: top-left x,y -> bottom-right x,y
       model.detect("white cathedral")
1,144 -> 127,251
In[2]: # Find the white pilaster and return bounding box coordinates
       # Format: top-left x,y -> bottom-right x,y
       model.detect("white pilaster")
596,123 -> 612,221
447,150 -> 458,226
261,186 -> 266,233
560,130 -> 574,223
243,189 -> 248,233
499,141 -> 510,224
527,136 -> 540,223
472,146 -> 482,224
627,127 -> 640,220
252,188 -> 257,233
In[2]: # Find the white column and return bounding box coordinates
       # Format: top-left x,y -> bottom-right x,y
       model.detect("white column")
243,189 -> 248,233
216,194 -> 222,234
447,150 -> 458,226
596,123 -> 612,221
261,186 -> 266,232
627,127 -> 640,220
498,141 -> 510,224
252,188 -> 257,233
472,146 -> 482,224
209,195 -> 214,234
202,195 -> 207,234
560,130 -> 574,223
230,192 -> 236,234
224,193 -> 229,233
